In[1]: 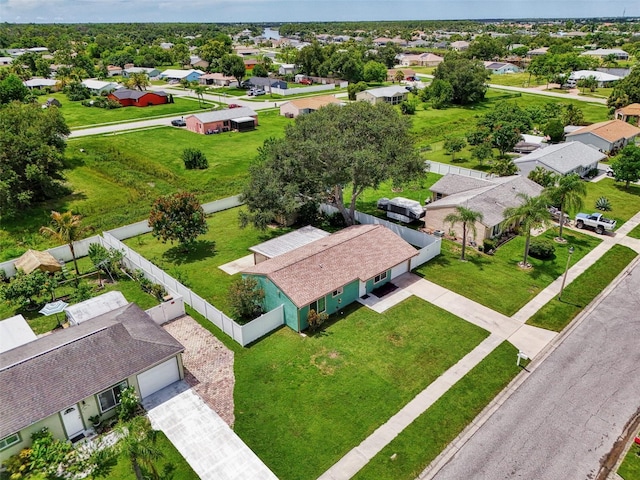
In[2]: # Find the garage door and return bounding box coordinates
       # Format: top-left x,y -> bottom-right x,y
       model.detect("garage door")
137,357 -> 180,399
391,261 -> 409,279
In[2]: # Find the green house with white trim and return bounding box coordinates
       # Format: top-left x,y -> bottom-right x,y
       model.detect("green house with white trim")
242,224 -> 418,331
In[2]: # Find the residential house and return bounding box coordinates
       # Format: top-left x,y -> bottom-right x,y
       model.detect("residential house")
245,77 -> 287,90
565,119 -> 640,153
81,79 -> 120,95
108,89 -> 168,107
234,47 -> 260,56
425,174 -> 543,240
242,224 -> 418,331
185,106 -> 258,134
581,48 -> 629,61
243,59 -> 259,70
190,57 -> 209,71
0,303 -> 184,464
483,61 -> 520,74
106,65 -> 123,77
23,78 -> 59,90
278,63 -> 298,75
566,70 -> 621,88
159,69 -> 203,83
0,57 -> 13,66
279,95 -> 343,118
387,68 -> 417,82
199,73 -> 238,87
527,47 -> 549,57
615,103 -> 640,126
160,42 -> 174,50
450,41 -> 470,51
356,85 -> 408,105
514,142 -> 606,178
122,67 -> 161,78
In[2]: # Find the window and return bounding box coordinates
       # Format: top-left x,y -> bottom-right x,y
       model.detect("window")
332,287 -> 343,297
0,433 -> 21,451
97,381 -> 128,413
309,296 -> 326,313
374,271 -> 388,284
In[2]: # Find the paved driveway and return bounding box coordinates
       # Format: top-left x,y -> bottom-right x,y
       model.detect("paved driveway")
427,257 -> 640,480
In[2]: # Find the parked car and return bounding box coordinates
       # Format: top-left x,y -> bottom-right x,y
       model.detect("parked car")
228,103 -> 240,108
249,89 -> 265,96
605,166 -> 614,177
171,118 -> 186,127
299,78 -> 312,85
575,212 -> 616,234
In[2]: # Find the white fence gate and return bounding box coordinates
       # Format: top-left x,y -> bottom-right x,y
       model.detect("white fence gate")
426,161 -> 495,179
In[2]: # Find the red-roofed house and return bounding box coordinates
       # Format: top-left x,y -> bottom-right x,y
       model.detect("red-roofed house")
108,89 -> 168,107
242,225 -> 418,331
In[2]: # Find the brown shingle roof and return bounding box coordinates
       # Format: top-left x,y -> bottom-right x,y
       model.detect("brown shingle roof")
284,95 -> 343,111
567,119 -> 640,143
243,225 -> 417,308
0,303 -> 183,438
618,103 -> 640,116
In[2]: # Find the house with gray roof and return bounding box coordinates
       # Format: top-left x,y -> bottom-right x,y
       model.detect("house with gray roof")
185,106 -> 258,134
425,174 -> 543,240
242,225 -> 418,332
0,303 -> 184,463
356,85 -> 408,105
514,142 -> 606,178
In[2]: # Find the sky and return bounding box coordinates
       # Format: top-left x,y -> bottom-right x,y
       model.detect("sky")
0,0 -> 638,24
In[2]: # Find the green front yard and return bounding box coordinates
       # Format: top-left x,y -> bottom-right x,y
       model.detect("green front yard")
527,245 -> 637,331
353,341 -> 522,480
417,229 -> 601,316
628,224 -> 640,240
582,179 -> 640,228
233,297 -> 489,480
619,442 -> 640,480
42,93 -> 215,128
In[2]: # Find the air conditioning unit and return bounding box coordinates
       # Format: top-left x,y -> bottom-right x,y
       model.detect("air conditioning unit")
433,230 -> 445,238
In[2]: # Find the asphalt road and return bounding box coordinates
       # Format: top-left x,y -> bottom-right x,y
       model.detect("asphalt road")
430,257 -> 640,480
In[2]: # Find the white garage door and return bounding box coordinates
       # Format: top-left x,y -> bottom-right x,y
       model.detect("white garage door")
391,261 -> 409,279
137,357 -> 180,399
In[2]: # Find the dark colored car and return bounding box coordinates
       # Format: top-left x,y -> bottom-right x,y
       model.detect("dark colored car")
228,103 -> 240,108
171,119 -> 186,127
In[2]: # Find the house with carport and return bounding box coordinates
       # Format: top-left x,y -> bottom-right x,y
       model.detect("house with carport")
356,85 -> 408,105
425,174 -> 543,240
0,302 -> 184,465
159,69 -> 203,83
279,95 -> 343,118
565,119 -> 640,154
242,224 -> 418,332
108,88 -> 168,107
514,142 -> 606,178
185,106 -> 258,134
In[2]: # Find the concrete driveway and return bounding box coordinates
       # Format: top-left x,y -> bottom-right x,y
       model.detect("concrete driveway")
425,256 -> 640,480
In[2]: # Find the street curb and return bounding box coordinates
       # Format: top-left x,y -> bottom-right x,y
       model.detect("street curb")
417,253 -> 640,480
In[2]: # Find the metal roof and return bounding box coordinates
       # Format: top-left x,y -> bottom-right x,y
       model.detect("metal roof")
0,315 -> 37,354
188,107 -> 257,123
250,226 -> 330,259
514,142 -> 606,176
65,291 -> 129,325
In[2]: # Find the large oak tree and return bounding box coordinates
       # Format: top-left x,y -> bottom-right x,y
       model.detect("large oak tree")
240,101 -> 424,229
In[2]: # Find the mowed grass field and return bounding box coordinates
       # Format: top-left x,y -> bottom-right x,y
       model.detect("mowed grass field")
0,110 -> 291,261
40,92 -> 216,128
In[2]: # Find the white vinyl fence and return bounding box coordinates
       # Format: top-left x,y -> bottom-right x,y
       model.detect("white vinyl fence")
271,84 -> 338,96
426,160 -> 495,179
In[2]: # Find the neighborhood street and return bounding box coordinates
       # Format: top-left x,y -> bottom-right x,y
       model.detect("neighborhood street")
424,256 -> 640,480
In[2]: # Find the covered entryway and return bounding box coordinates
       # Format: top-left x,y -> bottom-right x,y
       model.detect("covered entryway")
61,404 -> 84,439
230,117 -> 256,132
137,357 -> 180,399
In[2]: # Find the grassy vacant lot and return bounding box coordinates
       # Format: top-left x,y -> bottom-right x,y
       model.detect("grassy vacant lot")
106,431 -> 198,480
234,297 -> 489,480
619,442 -> 640,480
581,179 -> 640,228
124,206 -> 290,315
527,245 -> 637,331
416,229 -> 601,316
41,93 -> 215,128
0,111 -> 291,262
487,72 -> 546,87
353,341 -> 522,480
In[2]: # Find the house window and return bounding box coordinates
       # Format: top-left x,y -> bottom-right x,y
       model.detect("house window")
309,296 -> 326,313
97,381 -> 128,413
0,432 -> 21,451
332,287 -> 343,297
491,224 -> 501,238
374,271 -> 388,284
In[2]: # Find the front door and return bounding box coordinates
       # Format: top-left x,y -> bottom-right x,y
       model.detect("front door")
61,404 -> 84,438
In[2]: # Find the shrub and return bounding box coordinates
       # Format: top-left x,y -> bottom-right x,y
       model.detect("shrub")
483,238 -> 496,253
595,196 -> 612,211
400,100 -> 416,115
528,239 -> 556,259
228,277 -> 265,322
182,148 -> 209,170
307,309 -> 329,332
116,386 -> 139,422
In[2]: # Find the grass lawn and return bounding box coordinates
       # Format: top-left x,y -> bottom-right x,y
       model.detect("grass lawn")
416,229 -> 601,316
41,93 -> 216,128
233,297 -> 489,480
352,341 -> 522,480
0,111 -> 292,262
628,224 -> 640,240
619,442 -> 640,480
105,431 -> 198,480
582,179 -> 640,228
526,245 -> 637,331
487,72 -> 546,88
123,206 -> 291,315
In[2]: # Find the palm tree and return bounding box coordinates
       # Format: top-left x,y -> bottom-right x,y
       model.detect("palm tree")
502,193 -> 553,268
444,206 -> 484,261
40,211 -> 91,276
115,416 -> 163,480
192,85 -> 206,107
544,173 -> 587,241
394,70 -> 405,83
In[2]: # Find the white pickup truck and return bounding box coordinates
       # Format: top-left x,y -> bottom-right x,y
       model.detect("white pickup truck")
575,212 -> 616,234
